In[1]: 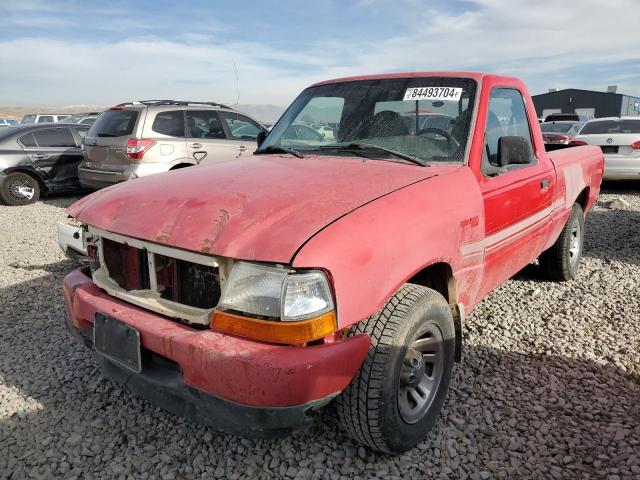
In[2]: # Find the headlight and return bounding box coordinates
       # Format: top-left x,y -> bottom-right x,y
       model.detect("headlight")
217,262 -> 334,321
282,271 -> 334,320
212,261 -> 337,343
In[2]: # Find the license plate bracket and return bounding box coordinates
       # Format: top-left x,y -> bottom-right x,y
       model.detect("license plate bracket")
94,313 -> 142,373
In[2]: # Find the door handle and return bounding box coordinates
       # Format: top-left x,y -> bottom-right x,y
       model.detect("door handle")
541,178 -> 550,190
32,153 -> 50,159
237,145 -> 247,152
190,143 -> 202,149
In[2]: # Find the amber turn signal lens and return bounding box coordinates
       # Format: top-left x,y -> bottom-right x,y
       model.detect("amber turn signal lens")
211,310 -> 337,344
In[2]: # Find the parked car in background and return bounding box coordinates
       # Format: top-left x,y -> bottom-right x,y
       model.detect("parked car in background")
0,119 -> 19,127
61,112 -> 101,126
540,121 -> 585,148
281,123 -> 326,145
61,72 -> 603,453
572,116 -> 640,180
78,100 -> 267,190
21,113 -> 71,124
544,112 -> 593,123
0,124 -> 89,205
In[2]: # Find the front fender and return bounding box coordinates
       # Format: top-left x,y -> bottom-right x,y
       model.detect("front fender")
292,166 -> 485,329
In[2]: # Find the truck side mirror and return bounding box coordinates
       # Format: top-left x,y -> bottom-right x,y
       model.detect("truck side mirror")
257,130 -> 267,147
498,136 -> 533,167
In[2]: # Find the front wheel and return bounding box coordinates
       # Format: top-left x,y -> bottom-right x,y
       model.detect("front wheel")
539,203 -> 584,281
0,172 -> 41,206
336,284 -> 455,453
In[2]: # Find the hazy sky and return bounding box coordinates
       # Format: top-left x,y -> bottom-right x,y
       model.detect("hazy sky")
1,0 -> 639,107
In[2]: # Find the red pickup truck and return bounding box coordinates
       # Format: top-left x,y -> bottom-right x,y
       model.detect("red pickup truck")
61,72 -> 603,453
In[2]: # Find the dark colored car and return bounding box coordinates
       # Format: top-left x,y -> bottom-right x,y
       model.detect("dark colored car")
60,112 -> 101,126
544,113 -> 593,123
0,124 -> 89,205
540,121 -> 585,148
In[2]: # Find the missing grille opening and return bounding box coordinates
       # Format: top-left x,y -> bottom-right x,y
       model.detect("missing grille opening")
102,238 -> 150,291
155,254 -> 221,309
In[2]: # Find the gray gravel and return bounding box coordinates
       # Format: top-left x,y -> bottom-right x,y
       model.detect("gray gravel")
1,185 -> 639,480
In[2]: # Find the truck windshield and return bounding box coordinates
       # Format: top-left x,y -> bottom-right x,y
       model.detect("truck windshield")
258,77 -> 477,164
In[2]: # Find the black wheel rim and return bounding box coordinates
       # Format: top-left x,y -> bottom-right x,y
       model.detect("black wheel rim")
397,323 -> 445,424
7,177 -> 36,202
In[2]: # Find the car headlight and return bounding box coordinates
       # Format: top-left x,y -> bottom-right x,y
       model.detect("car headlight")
212,261 -> 337,343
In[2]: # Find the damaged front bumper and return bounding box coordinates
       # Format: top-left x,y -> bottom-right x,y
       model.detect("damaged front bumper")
57,221 -> 88,258
62,268 -> 370,436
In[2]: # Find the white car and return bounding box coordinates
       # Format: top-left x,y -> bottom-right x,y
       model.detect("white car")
21,113 -> 71,124
573,117 -> 640,180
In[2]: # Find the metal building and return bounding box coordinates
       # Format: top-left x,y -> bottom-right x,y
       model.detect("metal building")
532,86 -> 640,119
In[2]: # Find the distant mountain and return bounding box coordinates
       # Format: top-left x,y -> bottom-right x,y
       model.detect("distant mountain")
234,104 -> 286,123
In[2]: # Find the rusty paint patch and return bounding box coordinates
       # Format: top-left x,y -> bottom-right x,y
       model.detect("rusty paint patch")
155,228 -> 173,244
201,209 -> 230,253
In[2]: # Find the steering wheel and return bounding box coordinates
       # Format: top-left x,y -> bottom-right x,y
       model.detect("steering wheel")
417,127 -> 458,153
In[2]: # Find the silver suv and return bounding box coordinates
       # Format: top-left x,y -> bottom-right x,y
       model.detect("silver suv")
78,100 -> 267,189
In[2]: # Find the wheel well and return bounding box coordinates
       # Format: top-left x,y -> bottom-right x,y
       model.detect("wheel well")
406,262 -> 463,362
407,262 -> 456,305
170,163 -> 194,170
576,187 -> 590,211
5,168 -> 47,192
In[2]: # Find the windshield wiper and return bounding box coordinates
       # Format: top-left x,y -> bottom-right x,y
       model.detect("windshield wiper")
96,133 -> 118,137
316,143 -> 427,166
255,145 -> 306,158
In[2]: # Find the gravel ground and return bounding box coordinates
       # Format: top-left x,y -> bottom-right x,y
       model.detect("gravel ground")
1,184 -> 639,480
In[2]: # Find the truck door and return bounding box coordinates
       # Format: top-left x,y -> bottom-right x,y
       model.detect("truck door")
476,87 -> 555,297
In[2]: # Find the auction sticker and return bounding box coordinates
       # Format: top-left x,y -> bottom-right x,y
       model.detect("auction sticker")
403,87 -> 462,101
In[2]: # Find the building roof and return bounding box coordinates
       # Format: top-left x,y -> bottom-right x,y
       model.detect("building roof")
533,88 -> 640,100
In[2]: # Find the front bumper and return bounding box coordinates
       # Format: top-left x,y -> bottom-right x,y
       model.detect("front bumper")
56,222 -> 87,258
63,268 -> 370,435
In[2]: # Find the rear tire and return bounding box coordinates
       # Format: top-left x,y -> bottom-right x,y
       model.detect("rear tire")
0,172 -> 41,206
539,203 -> 584,281
336,284 -> 455,453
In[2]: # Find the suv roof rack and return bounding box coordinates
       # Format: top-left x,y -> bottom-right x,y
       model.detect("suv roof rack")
114,100 -> 233,109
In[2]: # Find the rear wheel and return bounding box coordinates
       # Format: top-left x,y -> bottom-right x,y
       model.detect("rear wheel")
336,284 -> 455,453
539,203 -> 584,281
0,172 -> 41,206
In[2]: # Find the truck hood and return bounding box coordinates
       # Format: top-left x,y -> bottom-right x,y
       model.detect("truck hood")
69,155 -> 454,263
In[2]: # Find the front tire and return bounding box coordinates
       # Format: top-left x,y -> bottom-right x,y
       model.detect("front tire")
0,172 -> 41,206
336,285 -> 455,453
539,203 -> 584,281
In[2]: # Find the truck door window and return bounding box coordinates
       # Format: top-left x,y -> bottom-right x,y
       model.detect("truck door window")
483,88 -> 534,175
